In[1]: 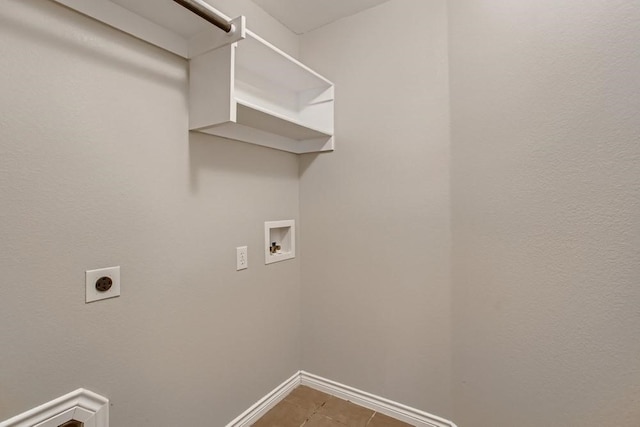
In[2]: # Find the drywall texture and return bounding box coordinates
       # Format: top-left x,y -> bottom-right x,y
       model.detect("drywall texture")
0,1 -> 300,425
299,0 -> 452,417
449,1 -> 640,426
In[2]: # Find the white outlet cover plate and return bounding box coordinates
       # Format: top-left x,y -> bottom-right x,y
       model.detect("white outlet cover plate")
237,246 -> 248,270
86,266 -> 121,303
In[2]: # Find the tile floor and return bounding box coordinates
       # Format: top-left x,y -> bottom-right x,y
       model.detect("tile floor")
251,386 -> 414,427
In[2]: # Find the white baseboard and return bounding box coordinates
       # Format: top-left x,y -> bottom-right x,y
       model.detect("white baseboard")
225,371 -> 301,427
0,389 -> 109,427
300,371 -> 457,427
226,370 -> 457,427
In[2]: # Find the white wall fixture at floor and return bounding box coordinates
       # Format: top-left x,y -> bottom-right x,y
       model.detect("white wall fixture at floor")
264,220 -> 296,264
224,371 -> 457,427
0,389 -> 109,427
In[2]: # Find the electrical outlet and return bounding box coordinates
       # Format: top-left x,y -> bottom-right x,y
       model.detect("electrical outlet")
236,246 -> 248,270
86,266 -> 120,303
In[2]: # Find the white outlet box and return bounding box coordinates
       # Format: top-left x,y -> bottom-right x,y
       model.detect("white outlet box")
86,266 -> 120,303
236,246 -> 248,270
265,220 -> 295,264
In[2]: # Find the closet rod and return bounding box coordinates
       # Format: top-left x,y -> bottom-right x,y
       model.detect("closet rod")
173,0 -> 233,33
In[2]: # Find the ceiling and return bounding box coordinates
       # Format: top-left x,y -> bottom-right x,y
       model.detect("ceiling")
110,1 -> 391,39
251,0 -> 391,34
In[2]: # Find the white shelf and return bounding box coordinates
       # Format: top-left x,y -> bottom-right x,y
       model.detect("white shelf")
51,0 -> 335,154
235,99 -> 332,140
189,31 -> 335,154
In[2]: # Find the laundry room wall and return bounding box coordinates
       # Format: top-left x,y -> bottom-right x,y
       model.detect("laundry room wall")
449,0 -> 640,425
0,1 -> 301,425
298,0 -> 453,418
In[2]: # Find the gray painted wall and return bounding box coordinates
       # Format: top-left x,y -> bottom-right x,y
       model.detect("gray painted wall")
2,0 -> 638,426
0,1 -> 300,425
450,0 -> 640,425
299,0 -> 452,417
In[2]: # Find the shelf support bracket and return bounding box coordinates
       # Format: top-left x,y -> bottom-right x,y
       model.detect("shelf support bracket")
188,15 -> 246,58
174,0 -> 246,57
